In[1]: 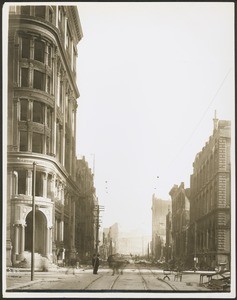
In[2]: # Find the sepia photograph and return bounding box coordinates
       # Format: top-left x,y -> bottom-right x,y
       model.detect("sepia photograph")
2,1 -> 235,298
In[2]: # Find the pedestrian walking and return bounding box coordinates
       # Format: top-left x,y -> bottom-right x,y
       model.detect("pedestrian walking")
92,254 -> 100,274
108,254 -> 118,275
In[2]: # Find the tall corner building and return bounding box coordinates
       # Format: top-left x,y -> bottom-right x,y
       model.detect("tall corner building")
6,5 -> 83,267
189,116 -> 231,269
151,195 -> 171,260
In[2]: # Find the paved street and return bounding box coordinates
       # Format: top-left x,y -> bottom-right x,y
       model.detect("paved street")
5,265 -> 212,293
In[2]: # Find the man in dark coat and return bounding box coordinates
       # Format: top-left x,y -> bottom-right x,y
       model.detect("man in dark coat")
92,254 -> 100,274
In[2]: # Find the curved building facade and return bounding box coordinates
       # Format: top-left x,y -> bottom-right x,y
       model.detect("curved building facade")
7,5 -> 83,267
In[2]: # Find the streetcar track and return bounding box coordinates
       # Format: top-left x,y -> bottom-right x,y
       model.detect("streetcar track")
83,274 -> 104,290
109,274 -> 120,290
137,267 -> 149,290
137,265 -> 177,291
83,265 -> 177,291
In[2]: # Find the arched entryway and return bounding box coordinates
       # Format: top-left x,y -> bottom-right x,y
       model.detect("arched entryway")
25,210 -> 47,255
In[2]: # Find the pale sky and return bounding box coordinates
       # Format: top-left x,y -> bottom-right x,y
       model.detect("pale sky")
75,2 -> 234,236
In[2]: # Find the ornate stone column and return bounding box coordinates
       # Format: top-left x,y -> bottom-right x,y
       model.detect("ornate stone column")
18,224 -> 25,260
14,224 -> 20,260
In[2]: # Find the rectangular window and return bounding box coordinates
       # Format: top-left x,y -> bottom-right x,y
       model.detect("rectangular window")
32,132 -> 43,153
49,9 -> 53,23
46,107 -> 52,128
46,75 -> 51,94
21,6 -> 30,15
47,174 -> 52,198
18,170 -> 26,194
35,6 -> 45,18
20,99 -> 28,121
33,101 -> 44,123
21,68 -> 29,87
33,70 -> 45,91
46,136 -> 50,155
48,46 -> 51,67
22,37 -> 30,58
34,40 -> 45,63
35,171 -> 43,196
20,131 -> 28,151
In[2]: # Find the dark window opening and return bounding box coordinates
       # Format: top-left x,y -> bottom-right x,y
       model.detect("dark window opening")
46,106 -> 52,128
32,132 -> 43,153
47,174 -> 52,198
34,40 -> 45,63
46,136 -> 50,155
49,9 -> 53,23
46,75 -> 51,94
21,6 -> 30,15
20,131 -> 28,151
35,171 -> 43,196
22,37 -> 30,59
35,6 -> 46,19
21,68 -> 29,87
33,101 -> 44,123
18,170 -> 26,194
20,99 -> 28,121
33,70 -> 45,91
48,46 -> 51,67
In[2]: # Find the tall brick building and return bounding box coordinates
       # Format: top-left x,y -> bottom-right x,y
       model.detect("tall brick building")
189,116 -> 231,269
151,195 -> 171,260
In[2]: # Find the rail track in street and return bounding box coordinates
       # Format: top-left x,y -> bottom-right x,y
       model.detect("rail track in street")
83,264 -> 176,291
137,264 -> 177,291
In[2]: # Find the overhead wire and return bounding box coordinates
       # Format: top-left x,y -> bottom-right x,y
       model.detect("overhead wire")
164,67 -> 232,173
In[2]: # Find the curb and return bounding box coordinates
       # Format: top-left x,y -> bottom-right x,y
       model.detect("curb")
6,279 -> 43,291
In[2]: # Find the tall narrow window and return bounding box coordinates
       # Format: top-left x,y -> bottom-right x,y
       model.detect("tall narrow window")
33,70 -> 45,91
59,82 -> 63,108
46,75 -> 51,94
22,37 -> 30,59
47,174 -> 52,198
34,40 -> 45,63
20,99 -> 28,121
49,8 -> 53,23
32,132 -> 43,153
33,101 -> 44,123
35,171 -> 43,196
21,68 -> 29,87
18,170 -> 26,194
48,46 -> 51,67
35,6 -> 45,18
20,131 -> 28,151
21,6 -> 30,15
46,106 -> 52,128
46,136 -> 50,155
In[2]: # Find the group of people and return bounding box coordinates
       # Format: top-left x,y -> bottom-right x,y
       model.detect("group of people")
92,253 -> 127,275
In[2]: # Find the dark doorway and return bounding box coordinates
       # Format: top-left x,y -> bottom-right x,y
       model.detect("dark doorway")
25,210 -> 47,255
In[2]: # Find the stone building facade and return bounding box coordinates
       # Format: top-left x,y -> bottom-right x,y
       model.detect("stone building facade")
6,5 -> 84,267
165,209 -> 172,263
151,195 -> 171,261
189,117 -> 231,270
169,182 -> 190,266
75,157 -> 98,262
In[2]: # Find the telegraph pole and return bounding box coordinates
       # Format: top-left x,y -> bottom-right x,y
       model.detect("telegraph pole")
94,204 -> 105,254
31,162 -> 36,281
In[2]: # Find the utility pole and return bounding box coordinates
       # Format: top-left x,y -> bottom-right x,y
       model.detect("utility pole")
31,162 -> 36,281
94,204 -> 105,254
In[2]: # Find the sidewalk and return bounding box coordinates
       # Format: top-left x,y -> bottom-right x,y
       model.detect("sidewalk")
5,266 -> 91,291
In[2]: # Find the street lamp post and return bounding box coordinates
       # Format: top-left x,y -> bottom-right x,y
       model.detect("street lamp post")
31,162 -> 36,281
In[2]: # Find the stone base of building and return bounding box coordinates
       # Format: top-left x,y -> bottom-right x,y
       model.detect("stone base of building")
6,239 -> 13,267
